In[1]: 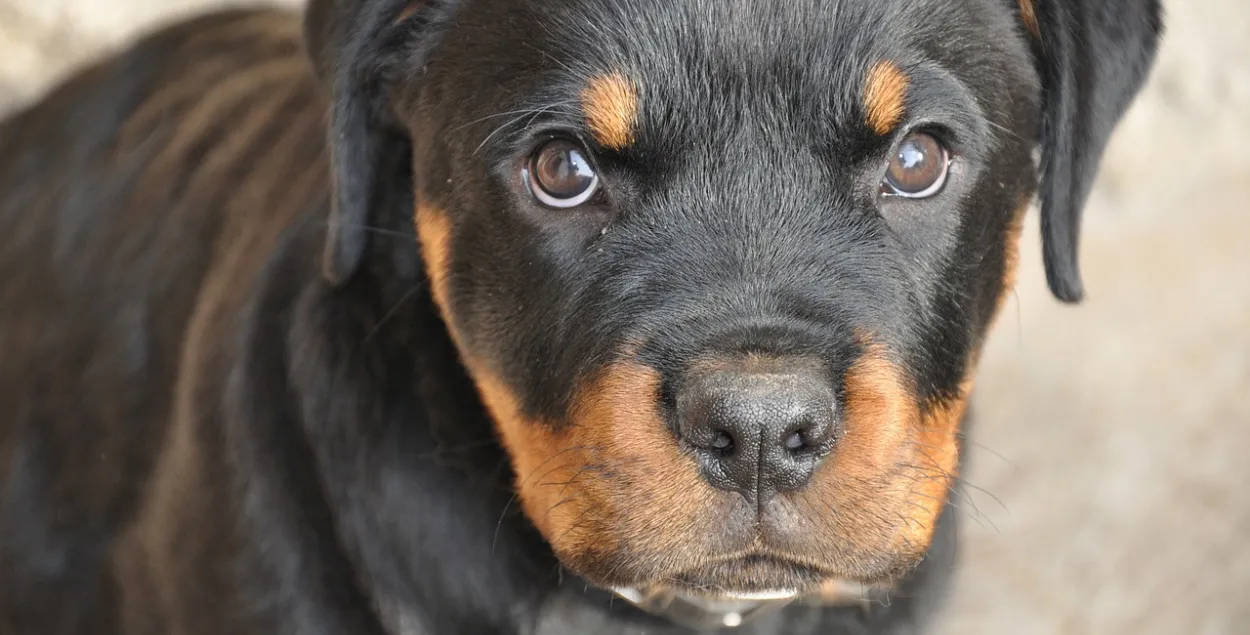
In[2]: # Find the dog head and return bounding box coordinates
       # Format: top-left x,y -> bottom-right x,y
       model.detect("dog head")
305,0 -> 1160,597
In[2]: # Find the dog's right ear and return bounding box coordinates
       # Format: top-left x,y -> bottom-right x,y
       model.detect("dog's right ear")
1019,0 -> 1164,303
304,0 -> 450,285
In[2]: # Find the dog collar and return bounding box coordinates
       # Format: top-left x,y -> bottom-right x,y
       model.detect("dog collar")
612,587 -> 797,630
612,581 -> 873,630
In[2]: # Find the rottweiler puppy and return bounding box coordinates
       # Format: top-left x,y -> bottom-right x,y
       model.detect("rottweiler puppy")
0,0 -> 1161,633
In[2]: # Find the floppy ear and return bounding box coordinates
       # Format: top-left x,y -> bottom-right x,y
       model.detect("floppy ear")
304,0 -> 447,285
1021,0 -> 1163,302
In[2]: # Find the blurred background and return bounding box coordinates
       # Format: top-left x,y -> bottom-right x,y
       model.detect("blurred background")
2,1 -> 1246,632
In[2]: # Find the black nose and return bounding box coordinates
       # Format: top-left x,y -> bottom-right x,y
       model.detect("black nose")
676,360 -> 839,501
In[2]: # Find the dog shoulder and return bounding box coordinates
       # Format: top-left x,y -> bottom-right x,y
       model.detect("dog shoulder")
0,12 -> 334,631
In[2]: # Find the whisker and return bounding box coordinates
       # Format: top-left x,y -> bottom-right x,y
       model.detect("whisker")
983,118 -> 1031,144
522,41 -> 580,76
956,479 -> 1009,514
954,433 -> 1018,468
516,444 -> 596,490
319,220 -> 415,241
543,495 -> 581,523
472,101 -> 580,156
416,439 -> 497,460
364,285 -> 419,343
549,500 -> 600,546
452,100 -> 578,132
492,492 -> 519,555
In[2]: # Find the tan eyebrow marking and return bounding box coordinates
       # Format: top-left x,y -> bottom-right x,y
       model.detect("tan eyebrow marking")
581,72 -> 639,150
863,60 -> 910,135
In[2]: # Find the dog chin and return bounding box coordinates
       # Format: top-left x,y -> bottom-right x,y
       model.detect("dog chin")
596,554 -> 830,600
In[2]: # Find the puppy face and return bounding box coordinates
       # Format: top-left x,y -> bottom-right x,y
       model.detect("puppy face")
309,0 -> 1160,599
400,0 -> 1034,595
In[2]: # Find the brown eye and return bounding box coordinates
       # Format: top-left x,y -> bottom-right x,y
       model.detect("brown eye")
526,140 -> 599,208
882,132 -> 950,198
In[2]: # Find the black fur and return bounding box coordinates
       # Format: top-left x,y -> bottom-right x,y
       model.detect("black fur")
1030,0 -> 1164,302
0,1 -> 1161,633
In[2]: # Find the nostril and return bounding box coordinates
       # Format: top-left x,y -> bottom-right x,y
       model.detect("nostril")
782,407 -> 837,455
710,430 -> 735,454
783,430 -> 806,452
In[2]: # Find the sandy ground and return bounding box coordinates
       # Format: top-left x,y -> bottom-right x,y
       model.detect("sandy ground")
2,1 -> 1248,633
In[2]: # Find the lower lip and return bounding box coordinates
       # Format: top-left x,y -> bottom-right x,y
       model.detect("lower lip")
670,554 -> 827,593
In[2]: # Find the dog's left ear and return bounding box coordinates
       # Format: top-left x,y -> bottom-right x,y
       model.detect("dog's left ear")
1019,0 -> 1163,302
305,0 -> 450,285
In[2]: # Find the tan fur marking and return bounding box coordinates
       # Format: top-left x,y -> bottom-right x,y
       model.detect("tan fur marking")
414,203 -> 453,318
837,342 -> 965,556
987,195 -> 1032,326
582,73 -> 638,150
1018,0 -> 1040,39
785,333 -> 966,579
1001,199 -> 1029,301
863,61 -> 910,135
789,342 -> 923,571
473,359 -> 715,580
895,382 -> 969,551
838,349 -> 917,479
1002,211 -> 1026,293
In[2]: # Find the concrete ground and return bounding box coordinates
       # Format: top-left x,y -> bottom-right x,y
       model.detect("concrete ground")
2,1 -> 1247,632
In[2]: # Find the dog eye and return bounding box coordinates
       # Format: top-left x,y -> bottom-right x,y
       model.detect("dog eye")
526,140 -> 600,208
882,132 -> 949,198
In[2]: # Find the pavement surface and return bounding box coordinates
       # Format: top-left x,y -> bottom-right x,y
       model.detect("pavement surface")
2,1 -> 1248,633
